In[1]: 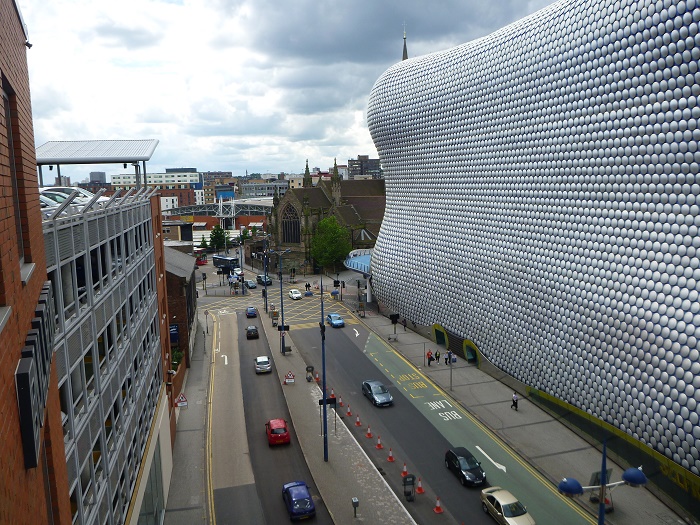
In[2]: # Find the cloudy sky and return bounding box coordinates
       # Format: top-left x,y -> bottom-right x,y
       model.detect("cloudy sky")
19,0 -> 556,181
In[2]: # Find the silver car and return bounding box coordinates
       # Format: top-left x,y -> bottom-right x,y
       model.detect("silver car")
254,356 -> 272,374
361,380 -> 393,407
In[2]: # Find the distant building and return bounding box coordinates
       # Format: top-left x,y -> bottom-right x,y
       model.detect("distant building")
90,171 -> 107,183
240,179 -> 289,198
347,155 -> 382,180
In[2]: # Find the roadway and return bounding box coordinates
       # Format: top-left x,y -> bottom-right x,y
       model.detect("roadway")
205,279 -> 593,524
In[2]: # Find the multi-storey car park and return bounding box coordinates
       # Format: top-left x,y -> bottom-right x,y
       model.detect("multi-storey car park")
367,0 -> 700,515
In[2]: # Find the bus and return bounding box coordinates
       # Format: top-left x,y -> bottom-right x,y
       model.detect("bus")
194,247 -> 208,266
212,255 -> 240,272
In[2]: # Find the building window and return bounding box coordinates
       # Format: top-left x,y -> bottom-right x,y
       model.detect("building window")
282,204 -> 301,244
2,83 -> 26,265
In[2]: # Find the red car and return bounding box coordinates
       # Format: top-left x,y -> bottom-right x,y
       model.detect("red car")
265,418 -> 291,446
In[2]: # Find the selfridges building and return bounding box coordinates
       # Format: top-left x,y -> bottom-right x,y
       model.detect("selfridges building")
368,0 -> 700,476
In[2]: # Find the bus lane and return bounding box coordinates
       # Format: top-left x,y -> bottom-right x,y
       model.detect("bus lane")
363,333 -> 594,525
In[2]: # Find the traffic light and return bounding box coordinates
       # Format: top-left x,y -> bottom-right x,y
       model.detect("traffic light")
262,289 -> 266,298
333,280 -> 340,287
341,281 -> 345,288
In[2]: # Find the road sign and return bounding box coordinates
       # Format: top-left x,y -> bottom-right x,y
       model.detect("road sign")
175,393 -> 188,407
284,371 -> 295,385
204,310 -> 209,316
280,331 -> 286,338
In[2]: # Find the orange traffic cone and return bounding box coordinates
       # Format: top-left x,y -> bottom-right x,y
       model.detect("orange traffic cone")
315,372 -> 320,383
433,496 -> 444,514
346,404 -> 352,417
330,388 -> 335,398
401,463 -> 408,477
416,477 -> 425,494
376,435 -> 384,449
355,414 -> 362,427
366,425 -> 373,438
387,448 -> 395,462
339,396 -> 344,407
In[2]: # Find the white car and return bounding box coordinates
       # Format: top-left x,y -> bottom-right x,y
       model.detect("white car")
45,186 -> 110,203
288,289 -> 302,300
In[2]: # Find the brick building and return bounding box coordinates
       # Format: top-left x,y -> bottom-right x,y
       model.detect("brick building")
0,1 -> 71,523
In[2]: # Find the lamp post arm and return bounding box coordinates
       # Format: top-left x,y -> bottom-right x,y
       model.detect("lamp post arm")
580,480 -> 628,493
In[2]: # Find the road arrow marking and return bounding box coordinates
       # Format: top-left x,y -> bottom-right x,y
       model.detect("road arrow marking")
476,446 -> 507,472
221,355 -> 228,365
354,328 -> 359,337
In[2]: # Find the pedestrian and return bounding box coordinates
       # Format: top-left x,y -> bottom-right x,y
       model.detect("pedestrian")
511,392 -> 519,411
445,350 -> 452,365
435,349 -> 441,364
402,318 -> 407,331
427,350 -> 433,366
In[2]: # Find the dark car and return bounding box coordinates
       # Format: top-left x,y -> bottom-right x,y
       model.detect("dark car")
246,326 -> 259,339
246,306 -> 258,318
282,481 -> 316,520
361,380 -> 393,407
445,447 -> 486,486
244,280 -> 257,289
257,274 -> 273,285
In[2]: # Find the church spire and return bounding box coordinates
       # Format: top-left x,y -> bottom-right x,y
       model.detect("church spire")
402,23 -> 408,60
303,159 -> 312,188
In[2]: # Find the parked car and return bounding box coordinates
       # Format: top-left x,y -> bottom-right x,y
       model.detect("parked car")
282,481 -> 316,520
254,356 -> 271,373
361,380 -> 393,407
326,313 -> 345,328
246,306 -> 258,318
480,487 -> 535,525
45,186 -> 110,203
265,418 -> 290,446
288,289 -> 302,300
257,274 -> 273,285
244,280 -> 257,289
445,447 -> 486,486
40,188 -> 89,205
246,326 -> 259,339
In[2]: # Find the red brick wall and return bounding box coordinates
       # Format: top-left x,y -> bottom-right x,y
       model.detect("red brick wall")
151,196 -> 177,448
0,1 -> 70,523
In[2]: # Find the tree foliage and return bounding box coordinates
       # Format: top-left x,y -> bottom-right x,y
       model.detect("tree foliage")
311,216 -> 351,270
199,237 -> 209,249
209,225 -> 228,251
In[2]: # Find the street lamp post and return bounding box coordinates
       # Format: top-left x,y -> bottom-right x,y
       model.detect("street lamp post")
270,248 -> 291,354
319,275 -> 328,462
558,439 -> 648,525
263,237 -> 269,313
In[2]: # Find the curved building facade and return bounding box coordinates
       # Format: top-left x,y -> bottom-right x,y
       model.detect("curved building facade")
367,0 -> 700,475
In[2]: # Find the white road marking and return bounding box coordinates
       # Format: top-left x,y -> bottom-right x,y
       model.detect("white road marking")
221,354 -> 228,365
476,446 -> 507,472
354,328 -> 359,337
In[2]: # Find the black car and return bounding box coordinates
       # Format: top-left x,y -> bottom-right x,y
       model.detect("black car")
256,274 -> 273,285
445,447 -> 486,487
246,326 -> 259,339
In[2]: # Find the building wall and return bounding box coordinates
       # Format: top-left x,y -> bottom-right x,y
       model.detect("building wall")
368,0 -> 700,478
44,194 -> 170,524
0,1 -> 71,523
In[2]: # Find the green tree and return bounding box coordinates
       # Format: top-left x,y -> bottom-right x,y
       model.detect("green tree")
311,216 -> 351,271
240,229 -> 251,244
209,225 -> 227,252
199,237 -> 209,250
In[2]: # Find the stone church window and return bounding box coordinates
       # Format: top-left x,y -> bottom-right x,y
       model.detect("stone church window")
282,205 -> 301,244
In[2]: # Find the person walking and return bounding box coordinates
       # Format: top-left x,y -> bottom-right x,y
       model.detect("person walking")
402,318 -> 407,331
435,349 -> 441,365
511,392 -> 519,411
427,350 -> 433,366
445,350 -> 452,365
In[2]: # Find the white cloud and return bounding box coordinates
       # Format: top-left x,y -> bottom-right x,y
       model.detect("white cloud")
20,0 -> 558,181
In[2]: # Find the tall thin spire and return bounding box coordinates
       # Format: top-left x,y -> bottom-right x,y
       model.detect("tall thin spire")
402,23 -> 408,61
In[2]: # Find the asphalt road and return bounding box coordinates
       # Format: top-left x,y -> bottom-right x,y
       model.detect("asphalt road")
289,313 -> 492,524
237,309 -> 333,524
